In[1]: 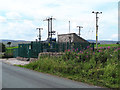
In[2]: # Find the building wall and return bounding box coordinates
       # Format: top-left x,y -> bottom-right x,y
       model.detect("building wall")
58,34 -> 74,43
58,33 -> 89,43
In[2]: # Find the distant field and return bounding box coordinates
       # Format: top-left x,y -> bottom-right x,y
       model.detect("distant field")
6,46 -> 18,49
95,44 -> 119,48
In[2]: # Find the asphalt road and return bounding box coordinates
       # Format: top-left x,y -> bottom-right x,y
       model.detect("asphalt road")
2,61 -> 101,88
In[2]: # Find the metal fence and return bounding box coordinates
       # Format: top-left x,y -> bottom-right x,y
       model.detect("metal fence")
13,41 -> 94,58
13,48 -> 18,58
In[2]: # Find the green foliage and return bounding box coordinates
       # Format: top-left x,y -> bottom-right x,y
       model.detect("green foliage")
6,46 -> 18,49
20,46 -> 119,88
3,49 -> 13,58
0,43 -> 6,52
2,46 -> 18,58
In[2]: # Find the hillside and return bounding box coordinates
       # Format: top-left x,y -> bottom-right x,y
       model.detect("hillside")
0,39 -> 119,47
0,39 -> 31,47
87,40 -> 118,44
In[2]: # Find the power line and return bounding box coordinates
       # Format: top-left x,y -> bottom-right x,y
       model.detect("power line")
92,11 -> 102,49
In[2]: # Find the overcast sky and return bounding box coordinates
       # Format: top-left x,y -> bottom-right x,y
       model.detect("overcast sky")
0,0 -> 118,41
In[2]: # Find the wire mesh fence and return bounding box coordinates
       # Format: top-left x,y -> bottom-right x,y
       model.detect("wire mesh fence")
13,41 -> 94,58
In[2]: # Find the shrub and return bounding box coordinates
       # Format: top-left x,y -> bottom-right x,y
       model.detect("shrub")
0,43 -> 6,52
2,49 -> 13,58
21,46 -> 119,88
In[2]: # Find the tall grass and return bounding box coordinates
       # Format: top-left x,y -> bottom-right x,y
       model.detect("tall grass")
19,46 -> 120,88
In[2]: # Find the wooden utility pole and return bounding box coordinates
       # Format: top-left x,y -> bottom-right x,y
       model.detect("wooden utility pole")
36,28 -> 43,41
77,26 -> 83,37
92,11 -> 102,49
69,21 -> 70,33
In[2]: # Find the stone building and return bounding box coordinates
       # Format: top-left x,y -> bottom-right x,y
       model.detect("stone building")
58,33 -> 89,43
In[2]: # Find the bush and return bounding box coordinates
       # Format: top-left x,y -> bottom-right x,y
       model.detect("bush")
0,43 -> 6,52
21,46 -> 119,88
2,49 -> 13,58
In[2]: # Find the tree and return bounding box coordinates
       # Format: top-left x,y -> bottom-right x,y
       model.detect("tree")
7,42 -> 11,47
2,43 -> 6,52
116,42 -> 119,44
0,43 -> 6,52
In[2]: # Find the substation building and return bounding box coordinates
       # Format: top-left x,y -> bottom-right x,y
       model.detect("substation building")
13,33 -> 92,58
58,33 -> 89,44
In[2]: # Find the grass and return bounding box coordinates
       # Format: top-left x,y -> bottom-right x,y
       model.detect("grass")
0,54 -> 2,58
6,46 -> 18,49
95,44 -> 119,48
17,47 -> 120,89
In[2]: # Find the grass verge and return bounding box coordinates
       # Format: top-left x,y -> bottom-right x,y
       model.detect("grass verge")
17,47 -> 119,89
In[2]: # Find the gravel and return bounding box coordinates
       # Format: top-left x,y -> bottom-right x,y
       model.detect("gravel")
0,58 -> 30,65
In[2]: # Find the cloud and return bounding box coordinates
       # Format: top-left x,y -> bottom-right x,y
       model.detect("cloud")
0,0 -> 118,41
111,34 -> 118,38
6,12 -> 22,19
110,34 -> 118,41
0,16 -> 6,22
0,19 -> 37,40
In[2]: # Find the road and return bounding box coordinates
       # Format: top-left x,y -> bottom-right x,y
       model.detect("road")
2,60 -> 101,88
